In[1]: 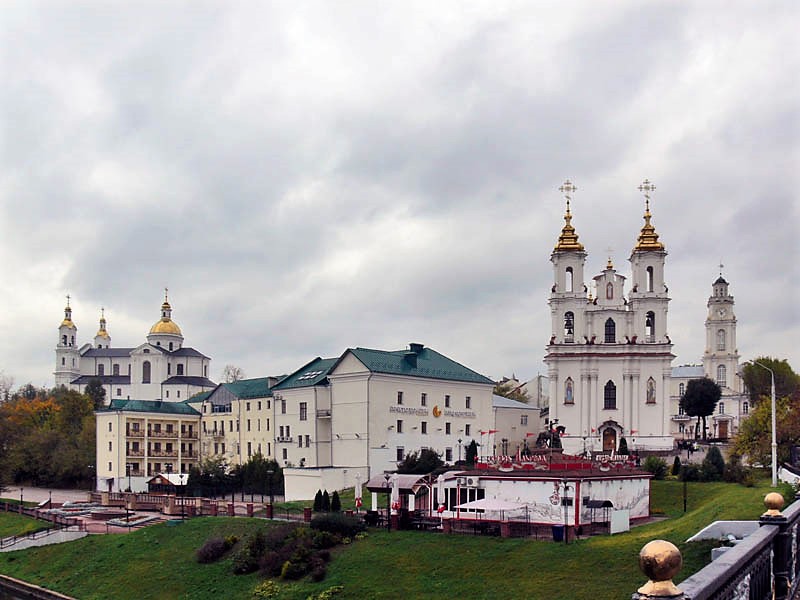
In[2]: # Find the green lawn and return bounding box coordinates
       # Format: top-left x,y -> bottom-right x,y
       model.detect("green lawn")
0,512 -> 48,539
0,480 -> 786,600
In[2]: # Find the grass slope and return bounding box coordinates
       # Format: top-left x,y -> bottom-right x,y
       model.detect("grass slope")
0,480 -> 782,600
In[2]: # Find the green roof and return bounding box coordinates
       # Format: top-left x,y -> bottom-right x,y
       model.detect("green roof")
220,377 -> 272,399
100,399 -> 201,416
345,346 -> 494,385
184,391 -> 212,404
272,357 -> 339,390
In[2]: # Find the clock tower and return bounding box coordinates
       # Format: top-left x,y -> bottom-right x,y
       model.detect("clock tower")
703,272 -> 740,393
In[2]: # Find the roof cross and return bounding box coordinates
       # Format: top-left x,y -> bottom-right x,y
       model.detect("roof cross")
638,179 -> 656,211
559,179 -> 577,212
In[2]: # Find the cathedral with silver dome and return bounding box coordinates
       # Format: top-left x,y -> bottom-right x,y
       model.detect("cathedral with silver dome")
54,290 -> 215,404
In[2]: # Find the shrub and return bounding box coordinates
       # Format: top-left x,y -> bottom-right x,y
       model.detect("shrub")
232,530 -> 267,575
617,437 -> 628,454
322,490 -> 330,512
260,550 -> 285,577
306,585 -> 345,600
196,537 -> 229,564
680,464 -> 702,481
723,455 -> 748,483
252,580 -> 280,600
671,456 -> 682,476
281,559 -> 308,580
702,446 -> 725,481
331,491 -> 341,512
313,490 -> 323,512
311,530 -> 340,549
310,513 -> 366,538
265,523 -> 300,551
643,456 -> 668,479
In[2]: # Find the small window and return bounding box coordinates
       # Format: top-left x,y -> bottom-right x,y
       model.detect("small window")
397,391 -> 404,405
116,388 -> 122,397
305,435 -> 310,447
281,399 -> 286,414
282,448 -> 287,460
108,441 -> 112,451
177,364 -> 184,376
742,402 -> 749,415
465,424 -> 471,436
445,422 -> 451,435
113,364 -> 120,376
645,311 -> 655,343
445,447 -> 453,462
465,396 -> 471,409
396,447 -> 404,461
421,421 -> 427,434
719,402 -> 725,414
445,395 -> 451,408
142,361 -> 151,384
169,342 -> 173,351
717,365 -> 727,387
606,282 -> 613,300
299,402 -> 308,421
646,266 -> 654,292
108,422 -> 112,432
396,420 -> 403,433
98,364 -> 105,376
565,267 -> 573,292
679,382 -> 685,397
247,419 -> 251,432
604,380 -> 616,410
167,363 -> 171,375
420,393 -> 427,406
520,414 -> 528,426
717,329 -> 726,351
604,318 -> 616,343
108,462 -> 112,472
257,401 -> 261,410
61,357 -> 65,366
246,402 -> 250,411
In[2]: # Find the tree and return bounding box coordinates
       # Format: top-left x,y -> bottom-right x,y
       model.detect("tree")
221,365 -> 245,383
0,372 -> 14,403
313,490 -> 323,512
680,378 -> 721,439
84,378 -> 106,409
322,490 -> 330,512
734,395 -> 800,467
672,456 -> 682,476
618,437 -> 629,454
493,379 -> 531,403
740,357 -> 800,405
331,490 -> 341,512
702,446 -> 725,481
465,440 -> 478,466
397,448 -> 444,474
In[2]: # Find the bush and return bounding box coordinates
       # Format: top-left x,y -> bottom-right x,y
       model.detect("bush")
311,530 -> 340,549
265,523 -> 300,551
643,456 -> 668,479
310,513 -> 366,538
671,456 -> 682,476
252,580 -> 280,600
322,491 -> 330,512
281,559 -> 308,580
196,537 -> 229,564
723,455 -> 748,484
680,464 -> 702,481
313,490 -> 323,512
702,446 -> 725,481
232,530 -> 267,575
617,437 -> 628,455
306,585 -> 345,600
331,491 -> 341,512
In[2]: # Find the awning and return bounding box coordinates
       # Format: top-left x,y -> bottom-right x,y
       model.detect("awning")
365,473 -> 428,494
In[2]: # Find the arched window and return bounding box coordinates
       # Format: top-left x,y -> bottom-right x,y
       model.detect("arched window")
606,282 -> 614,300
679,382 -> 685,397
645,311 -> 655,342
646,377 -> 656,404
70,336 -> 74,346
646,266 -> 654,292
716,364 -> 726,387
61,357 -> 65,366
564,377 -> 574,404
564,311 -> 575,343
717,329 -> 726,351
604,380 -> 616,410
604,318 -> 616,343
742,401 -> 749,414
142,361 -> 151,384
113,364 -> 120,376
62,335 -> 67,346
565,267 -> 573,292
169,342 -> 173,351
98,364 -> 105,376
718,402 -> 725,414
177,364 -> 184,376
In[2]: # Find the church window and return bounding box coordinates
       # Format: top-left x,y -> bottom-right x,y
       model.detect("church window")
113,364 -> 120,376
606,282 -> 613,300
564,312 -> 575,343
72,358 -> 75,367
646,266 -> 654,292
717,329 -> 726,351
678,423 -> 685,433
204,365 -> 208,377
603,380 -> 617,410
156,342 -> 161,346
169,342 -> 173,351
679,382 -> 685,397
167,363 -> 171,375
646,377 -> 656,404
61,357 -> 65,366
62,335 -> 67,346
678,404 -> 685,416
604,318 -> 616,343
98,364 -> 105,376
716,365 -> 726,387
565,267 -> 573,292
742,402 -> 749,414
70,336 -> 74,346
564,377 -> 574,404
718,402 -> 725,414
177,364 -> 184,376
142,361 -> 151,384
645,312 -> 655,342
116,388 -> 121,397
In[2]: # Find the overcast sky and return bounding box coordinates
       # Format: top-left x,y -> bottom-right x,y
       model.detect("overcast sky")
1,1 -> 798,390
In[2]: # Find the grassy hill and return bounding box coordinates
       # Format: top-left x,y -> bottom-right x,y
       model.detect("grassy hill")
0,479 -> 789,600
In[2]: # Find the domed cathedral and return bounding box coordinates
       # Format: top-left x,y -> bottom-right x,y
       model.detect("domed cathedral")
53,290 -> 215,404
544,180 -> 675,455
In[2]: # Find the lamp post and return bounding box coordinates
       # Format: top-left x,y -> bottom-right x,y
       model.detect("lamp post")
126,462 -> 132,492
562,481 -> 572,545
266,469 -> 274,518
750,360 -> 778,487
179,473 -> 187,521
19,487 -> 23,513
457,438 -> 462,463
383,472 -> 391,533
49,490 -> 52,509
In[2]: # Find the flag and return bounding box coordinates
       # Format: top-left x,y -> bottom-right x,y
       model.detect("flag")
487,429 -> 498,434
526,432 -> 536,437
630,430 -> 637,434
591,428 -> 596,433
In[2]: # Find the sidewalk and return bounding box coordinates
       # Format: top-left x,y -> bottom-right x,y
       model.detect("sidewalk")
2,486 -> 91,506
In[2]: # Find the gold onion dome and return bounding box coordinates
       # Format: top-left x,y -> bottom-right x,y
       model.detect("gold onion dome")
61,296 -> 75,328
635,179 -> 665,251
96,309 -> 109,338
554,180 -> 584,251
150,318 -> 182,335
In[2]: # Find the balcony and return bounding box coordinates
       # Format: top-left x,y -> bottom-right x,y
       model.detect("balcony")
180,431 -> 198,440
126,449 -> 144,457
148,450 -> 178,458
316,409 -> 332,418
148,430 -> 178,438
210,430 -> 225,439
126,430 -> 144,438
276,436 -> 293,443
671,414 -> 692,422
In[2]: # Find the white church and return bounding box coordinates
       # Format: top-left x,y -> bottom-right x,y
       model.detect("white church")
54,291 -> 215,403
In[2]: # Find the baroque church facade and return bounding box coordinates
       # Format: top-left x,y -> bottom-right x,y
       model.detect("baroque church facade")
54,292 -> 215,403
544,180 -> 675,454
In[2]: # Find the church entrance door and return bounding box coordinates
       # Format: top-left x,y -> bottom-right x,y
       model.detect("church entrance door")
602,428 -> 616,452
718,420 -> 728,440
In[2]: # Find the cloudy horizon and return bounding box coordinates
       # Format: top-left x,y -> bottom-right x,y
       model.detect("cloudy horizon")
1,1 -> 798,390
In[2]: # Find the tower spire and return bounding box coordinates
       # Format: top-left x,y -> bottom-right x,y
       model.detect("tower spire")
634,179 -> 665,250
554,179 -> 584,251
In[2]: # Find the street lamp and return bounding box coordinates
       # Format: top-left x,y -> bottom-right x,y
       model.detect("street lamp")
126,462 -> 132,492
457,438 -> 463,463
179,473 -> 187,521
383,472 -> 392,533
19,487 -> 23,513
561,481 -> 572,545
750,360 -> 778,487
266,469 -> 274,518
49,490 -> 52,509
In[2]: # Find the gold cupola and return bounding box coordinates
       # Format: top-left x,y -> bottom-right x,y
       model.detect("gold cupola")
149,289 -> 182,336
61,295 -> 75,328
634,179 -> 665,251
554,179 -> 584,251
96,308 -> 109,339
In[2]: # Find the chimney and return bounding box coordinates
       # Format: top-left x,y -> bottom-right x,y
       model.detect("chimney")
409,343 -> 424,354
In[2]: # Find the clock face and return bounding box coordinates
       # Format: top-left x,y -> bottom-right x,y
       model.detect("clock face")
717,308 -> 727,317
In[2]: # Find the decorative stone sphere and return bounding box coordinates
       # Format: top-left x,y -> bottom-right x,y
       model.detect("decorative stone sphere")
637,540 -> 682,596
763,492 -> 785,517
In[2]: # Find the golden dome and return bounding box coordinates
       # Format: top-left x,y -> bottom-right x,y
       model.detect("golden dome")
96,329 -> 110,338
61,318 -> 75,328
634,179 -> 665,251
150,319 -> 182,336
554,180 -> 584,252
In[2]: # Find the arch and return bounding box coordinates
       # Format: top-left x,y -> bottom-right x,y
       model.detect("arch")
606,282 -> 614,300
565,267 -> 574,292
603,380 -> 616,410
564,311 -> 575,343
98,364 -> 105,376
646,377 -> 656,404
717,329 -> 726,351
604,318 -> 616,343
646,266 -> 654,292
142,361 -> 151,384
564,377 -> 574,404
716,364 -> 726,387
602,428 -> 617,452
645,311 -> 655,342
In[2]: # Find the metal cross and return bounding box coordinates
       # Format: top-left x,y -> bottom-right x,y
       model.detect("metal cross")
66,294 -> 71,307
164,287 -> 169,301
718,261 -> 724,276
559,179 -> 577,212
638,179 -> 656,211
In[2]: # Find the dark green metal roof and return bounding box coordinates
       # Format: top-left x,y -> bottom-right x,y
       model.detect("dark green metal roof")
99,399 -> 201,416
271,357 -> 339,390
184,390 -> 212,404
220,377 -> 272,399
345,346 -> 494,385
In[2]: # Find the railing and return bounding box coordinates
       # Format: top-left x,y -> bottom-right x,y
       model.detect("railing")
148,450 -> 178,458
180,432 -> 198,439
316,409 -> 332,418
632,492 -> 800,600
126,449 -> 144,457
277,436 -> 293,443
126,430 -> 144,437
147,431 -> 178,438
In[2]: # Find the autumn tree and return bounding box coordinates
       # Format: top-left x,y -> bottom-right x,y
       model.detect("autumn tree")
493,379 -> 531,403
84,378 -> 106,409
680,378 -> 721,439
221,365 -> 245,383
734,396 -> 800,467
741,357 -> 799,405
